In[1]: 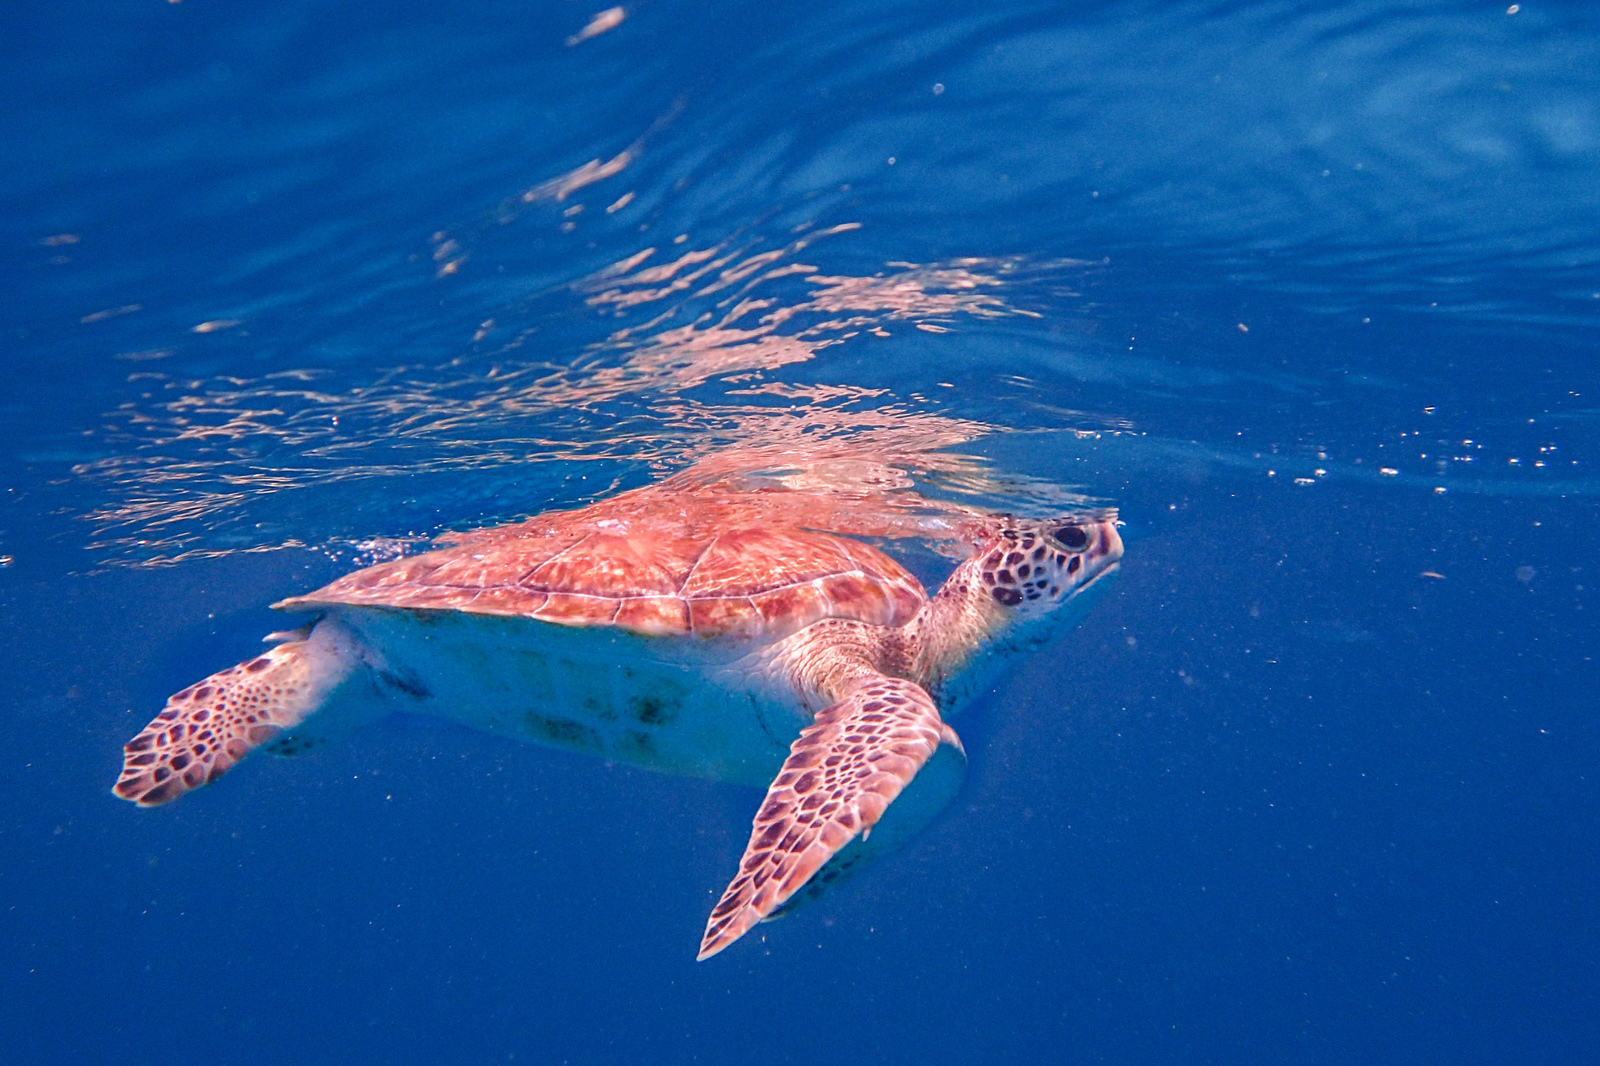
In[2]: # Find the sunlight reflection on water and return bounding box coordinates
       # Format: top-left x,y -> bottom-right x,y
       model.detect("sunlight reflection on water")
77,214 -> 1108,565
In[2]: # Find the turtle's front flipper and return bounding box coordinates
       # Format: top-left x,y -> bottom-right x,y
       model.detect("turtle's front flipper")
113,623 -> 360,806
698,676 -> 960,960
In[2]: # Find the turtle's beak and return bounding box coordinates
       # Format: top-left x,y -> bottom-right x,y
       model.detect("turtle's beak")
1077,519 -> 1123,590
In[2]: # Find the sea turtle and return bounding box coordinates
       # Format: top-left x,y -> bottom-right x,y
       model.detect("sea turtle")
112,489 -> 1121,959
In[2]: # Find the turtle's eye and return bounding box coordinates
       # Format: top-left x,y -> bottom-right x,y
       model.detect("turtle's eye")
1051,524 -> 1089,551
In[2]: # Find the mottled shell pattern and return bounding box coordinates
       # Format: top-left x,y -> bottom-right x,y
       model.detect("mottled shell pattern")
276,511 -> 927,643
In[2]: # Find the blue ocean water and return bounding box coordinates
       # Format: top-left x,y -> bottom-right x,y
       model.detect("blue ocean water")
3,0 -> 1598,1061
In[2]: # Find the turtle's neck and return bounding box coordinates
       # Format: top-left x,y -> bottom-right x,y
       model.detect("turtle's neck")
904,556 -> 1009,706
762,561 -> 1001,713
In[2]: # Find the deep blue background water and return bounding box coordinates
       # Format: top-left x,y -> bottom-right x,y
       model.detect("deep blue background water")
4,1 -> 1598,1062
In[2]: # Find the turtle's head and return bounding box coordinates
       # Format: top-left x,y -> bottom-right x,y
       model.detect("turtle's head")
907,514 -> 1122,704
971,515 -> 1123,635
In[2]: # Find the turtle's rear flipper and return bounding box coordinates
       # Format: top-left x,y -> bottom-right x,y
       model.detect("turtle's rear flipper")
698,676 -> 961,960
113,624 -> 359,806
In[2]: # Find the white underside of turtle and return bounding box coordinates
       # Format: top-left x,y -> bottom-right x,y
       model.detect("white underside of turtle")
113,496 -> 1121,960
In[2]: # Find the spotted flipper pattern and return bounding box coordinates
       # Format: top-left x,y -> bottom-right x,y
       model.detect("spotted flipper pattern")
113,634 -> 350,806
698,676 -> 955,960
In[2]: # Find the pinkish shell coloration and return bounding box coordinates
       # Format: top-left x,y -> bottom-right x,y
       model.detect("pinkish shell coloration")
276,519 -> 927,641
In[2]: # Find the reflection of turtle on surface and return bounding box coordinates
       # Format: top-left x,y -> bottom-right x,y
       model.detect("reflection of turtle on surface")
113,487 -> 1122,959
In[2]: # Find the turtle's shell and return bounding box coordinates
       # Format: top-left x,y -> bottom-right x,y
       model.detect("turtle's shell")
275,516 -> 927,641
